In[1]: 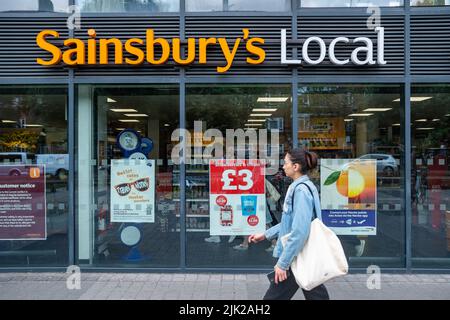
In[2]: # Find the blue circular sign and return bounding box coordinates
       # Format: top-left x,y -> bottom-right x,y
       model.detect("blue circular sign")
116,129 -> 141,155
140,137 -> 154,155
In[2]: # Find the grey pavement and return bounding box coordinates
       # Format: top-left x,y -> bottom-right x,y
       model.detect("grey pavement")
0,272 -> 449,300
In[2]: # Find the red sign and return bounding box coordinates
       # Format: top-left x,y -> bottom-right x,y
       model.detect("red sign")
156,172 -> 173,193
209,159 -> 265,195
0,165 -> 46,240
247,215 -> 259,226
216,195 -> 228,207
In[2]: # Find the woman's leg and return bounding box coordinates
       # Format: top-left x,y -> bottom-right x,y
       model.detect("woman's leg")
263,270 -> 299,300
301,284 -> 330,300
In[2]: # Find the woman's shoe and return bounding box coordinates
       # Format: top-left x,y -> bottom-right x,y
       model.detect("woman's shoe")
355,240 -> 366,257
233,244 -> 248,251
204,236 -> 221,243
265,244 -> 275,252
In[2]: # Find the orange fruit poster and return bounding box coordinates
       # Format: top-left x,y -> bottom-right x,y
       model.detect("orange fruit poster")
320,159 -> 377,235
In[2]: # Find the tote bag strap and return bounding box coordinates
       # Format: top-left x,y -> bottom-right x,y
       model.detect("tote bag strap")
291,182 -> 317,221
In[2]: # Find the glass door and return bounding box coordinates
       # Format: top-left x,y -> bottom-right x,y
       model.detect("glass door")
76,85 -> 180,267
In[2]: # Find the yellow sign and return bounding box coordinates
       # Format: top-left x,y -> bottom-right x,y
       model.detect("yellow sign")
36,28 -> 266,73
298,117 -> 346,150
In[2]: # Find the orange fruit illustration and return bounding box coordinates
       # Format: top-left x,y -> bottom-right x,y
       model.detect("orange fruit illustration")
336,167 -> 365,198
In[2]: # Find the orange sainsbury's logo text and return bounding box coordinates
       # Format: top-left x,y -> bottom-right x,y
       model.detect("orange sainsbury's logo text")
35,28 -> 266,73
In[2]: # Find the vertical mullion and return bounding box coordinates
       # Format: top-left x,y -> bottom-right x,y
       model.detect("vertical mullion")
292,0 -> 298,148
67,15 -> 75,266
180,74 -> 186,270
180,1 -> 186,270
404,3 -> 412,271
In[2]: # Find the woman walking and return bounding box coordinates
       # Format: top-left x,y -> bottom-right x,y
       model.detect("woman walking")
248,148 -> 330,300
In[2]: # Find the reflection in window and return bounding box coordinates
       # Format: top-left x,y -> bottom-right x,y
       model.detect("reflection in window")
186,0 -> 222,11
298,84 -> 405,268
76,0 -> 179,12
411,85 -> 450,268
0,0 -> 68,12
0,86 -> 68,267
301,0 -> 402,7
228,0 -> 290,11
187,0 -> 290,11
411,0 -> 450,6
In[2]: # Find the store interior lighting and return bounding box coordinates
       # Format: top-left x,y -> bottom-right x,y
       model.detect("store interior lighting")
119,119 -> 140,123
110,108 -> 137,112
252,108 -> 277,112
124,114 -> 148,117
347,113 -> 373,117
363,108 -> 392,112
393,97 -> 432,102
257,97 -> 289,103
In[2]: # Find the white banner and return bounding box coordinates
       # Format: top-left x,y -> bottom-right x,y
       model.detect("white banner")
111,159 -> 155,223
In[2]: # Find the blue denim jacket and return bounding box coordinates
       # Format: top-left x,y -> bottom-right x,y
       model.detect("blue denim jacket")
264,175 -> 322,270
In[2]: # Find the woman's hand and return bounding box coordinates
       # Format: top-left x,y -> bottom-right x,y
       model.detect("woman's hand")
274,265 -> 288,284
248,233 -> 266,244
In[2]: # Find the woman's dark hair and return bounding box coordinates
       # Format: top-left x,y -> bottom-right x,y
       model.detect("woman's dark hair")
286,148 -> 319,174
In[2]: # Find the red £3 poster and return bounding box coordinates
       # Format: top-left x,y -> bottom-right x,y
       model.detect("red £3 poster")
209,159 -> 265,236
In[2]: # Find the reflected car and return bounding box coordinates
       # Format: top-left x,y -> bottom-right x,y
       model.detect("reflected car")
0,152 -> 36,176
36,154 -> 69,180
358,153 -> 399,176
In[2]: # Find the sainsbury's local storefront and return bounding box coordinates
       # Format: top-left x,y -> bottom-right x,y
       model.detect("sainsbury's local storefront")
0,0 -> 449,272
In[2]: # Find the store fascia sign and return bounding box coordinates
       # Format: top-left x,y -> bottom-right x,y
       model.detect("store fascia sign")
36,27 -> 386,73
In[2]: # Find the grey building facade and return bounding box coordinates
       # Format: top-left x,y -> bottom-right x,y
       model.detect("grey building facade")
0,0 -> 449,272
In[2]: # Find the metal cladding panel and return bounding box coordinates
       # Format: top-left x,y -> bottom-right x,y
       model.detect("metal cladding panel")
0,17 -> 68,78
185,16 -> 293,76
73,16 -> 180,77
297,16 -> 404,77
411,15 -> 450,76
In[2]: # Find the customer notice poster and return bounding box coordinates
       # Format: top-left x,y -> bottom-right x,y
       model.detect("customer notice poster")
320,159 -> 377,235
0,165 -> 46,240
111,159 -> 155,223
209,159 -> 266,236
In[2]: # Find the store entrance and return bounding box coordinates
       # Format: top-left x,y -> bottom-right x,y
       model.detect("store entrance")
77,85 -> 180,267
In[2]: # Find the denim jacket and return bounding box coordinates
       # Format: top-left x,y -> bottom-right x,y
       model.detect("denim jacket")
264,175 -> 322,270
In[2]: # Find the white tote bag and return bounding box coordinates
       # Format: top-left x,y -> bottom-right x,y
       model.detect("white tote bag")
281,183 -> 348,291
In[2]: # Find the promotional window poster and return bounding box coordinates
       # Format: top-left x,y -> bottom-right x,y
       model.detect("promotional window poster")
209,159 -> 266,236
0,165 -> 46,240
320,159 -> 377,235
110,159 -> 155,223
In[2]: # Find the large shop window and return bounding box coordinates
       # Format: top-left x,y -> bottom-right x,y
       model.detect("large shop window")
411,0 -> 450,6
76,0 -> 179,12
0,0 -> 68,12
298,84 -> 405,268
76,85 -> 179,267
186,0 -> 290,12
300,0 -> 403,7
0,86 -> 68,267
185,84 -> 292,268
411,85 -> 450,268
